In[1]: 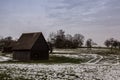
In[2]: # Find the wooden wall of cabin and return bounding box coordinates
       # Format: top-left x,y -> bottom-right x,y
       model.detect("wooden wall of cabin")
30,50 -> 49,60
13,51 -> 30,61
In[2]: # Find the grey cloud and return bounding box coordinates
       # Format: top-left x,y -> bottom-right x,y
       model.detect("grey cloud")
0,0 -> 120,46
46,0 -> 120,28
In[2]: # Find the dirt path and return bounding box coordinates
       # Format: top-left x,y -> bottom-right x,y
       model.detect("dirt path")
53,50 -> 104,64
85,54 -> 103,64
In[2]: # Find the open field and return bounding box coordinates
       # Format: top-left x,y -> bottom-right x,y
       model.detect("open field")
0,64 -> 120,80
0,48 -> 120,80
53,48 -> 120,64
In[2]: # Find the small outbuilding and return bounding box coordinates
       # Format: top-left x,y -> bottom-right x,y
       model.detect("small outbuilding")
13,32 -> 49,61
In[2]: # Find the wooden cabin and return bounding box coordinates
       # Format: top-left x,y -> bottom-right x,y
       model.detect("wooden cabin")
13,32 -> 49,61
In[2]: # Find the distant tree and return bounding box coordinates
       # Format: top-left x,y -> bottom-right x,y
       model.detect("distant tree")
73,34 -> 84,47
64,40 -> 73,48
112,40 -> 118,48
54,29 -> 65,48
109,38 -> 115,51
86,38 -> 92,50
0,36 -> 15,52
4,36 -> 12,41
104,40 -> 111,48
65,34 -> 72,42
0,36 -> 4,50
3,36 -> 13,45
48,30 -> 85,49
48,32 -> 56,45
118,41 -> 120,49
65,34 -> 73,48
57,29 -> 65,38
0,36 -> 13,47
104,38 -> 120,51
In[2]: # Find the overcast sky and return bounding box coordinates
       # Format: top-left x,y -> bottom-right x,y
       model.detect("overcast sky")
0,0 -> 120,46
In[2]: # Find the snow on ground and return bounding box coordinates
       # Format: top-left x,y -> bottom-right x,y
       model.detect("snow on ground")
0,53 -> 117,64
52,53 -> 104,64
85,54 -> 103,64
0,50 -> 120,79
53,50 -> 119,64
0,56 -> 12,61
53,50 -> 75,53
0,63 -> 120,80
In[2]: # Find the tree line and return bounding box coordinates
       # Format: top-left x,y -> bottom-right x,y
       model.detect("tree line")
0,36 -> 16,52
104,38 -> 120,50
48,29 -> 96,49
0,30 -> 120,51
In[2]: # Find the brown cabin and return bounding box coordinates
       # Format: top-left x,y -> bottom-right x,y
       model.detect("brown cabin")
13,32 -> 49,61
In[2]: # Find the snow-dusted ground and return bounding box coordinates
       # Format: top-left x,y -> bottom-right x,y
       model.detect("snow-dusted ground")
0,50 -> 120,80
0,50 -> 119,65
0,63 -> 120,80
85,54 -> 103,64
0,56 -> 12,61
53,50 -> 119,64
53,50 -> 75,53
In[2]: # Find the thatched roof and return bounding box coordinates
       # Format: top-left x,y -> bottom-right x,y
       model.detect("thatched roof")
13,32 -> 47,50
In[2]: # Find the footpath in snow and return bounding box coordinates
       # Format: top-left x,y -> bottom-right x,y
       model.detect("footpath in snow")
84,54 -> 103,64
53,50 -> 104,64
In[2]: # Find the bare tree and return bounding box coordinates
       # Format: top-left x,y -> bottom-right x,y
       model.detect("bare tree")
48,30 -> 85,49
55,29 -> 65,48
48,32 -> 56,44
64,34 -> 73,48
104,39 -> 111,48
86,38 -> 92,50
65,34 -> 73,41
112,40 -> 118,48
4,36 -> 12,41
73,34 -> 84,47
104,38 -> 120,51
0,36 -> 15,52
118,41 -> 120,49
57,29 -> 65,39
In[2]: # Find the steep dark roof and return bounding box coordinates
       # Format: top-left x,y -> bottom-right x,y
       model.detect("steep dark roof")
13,32 -> 46,50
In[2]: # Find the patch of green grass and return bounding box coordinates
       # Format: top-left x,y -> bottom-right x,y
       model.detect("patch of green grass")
49,55 -> 84,63
0,55 -> 87,64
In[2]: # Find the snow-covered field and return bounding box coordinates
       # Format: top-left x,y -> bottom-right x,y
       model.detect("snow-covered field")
0,56 -> 12,61
52,53 -> 119,64
0,50 -> 120,80
0,63 -> 120,80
